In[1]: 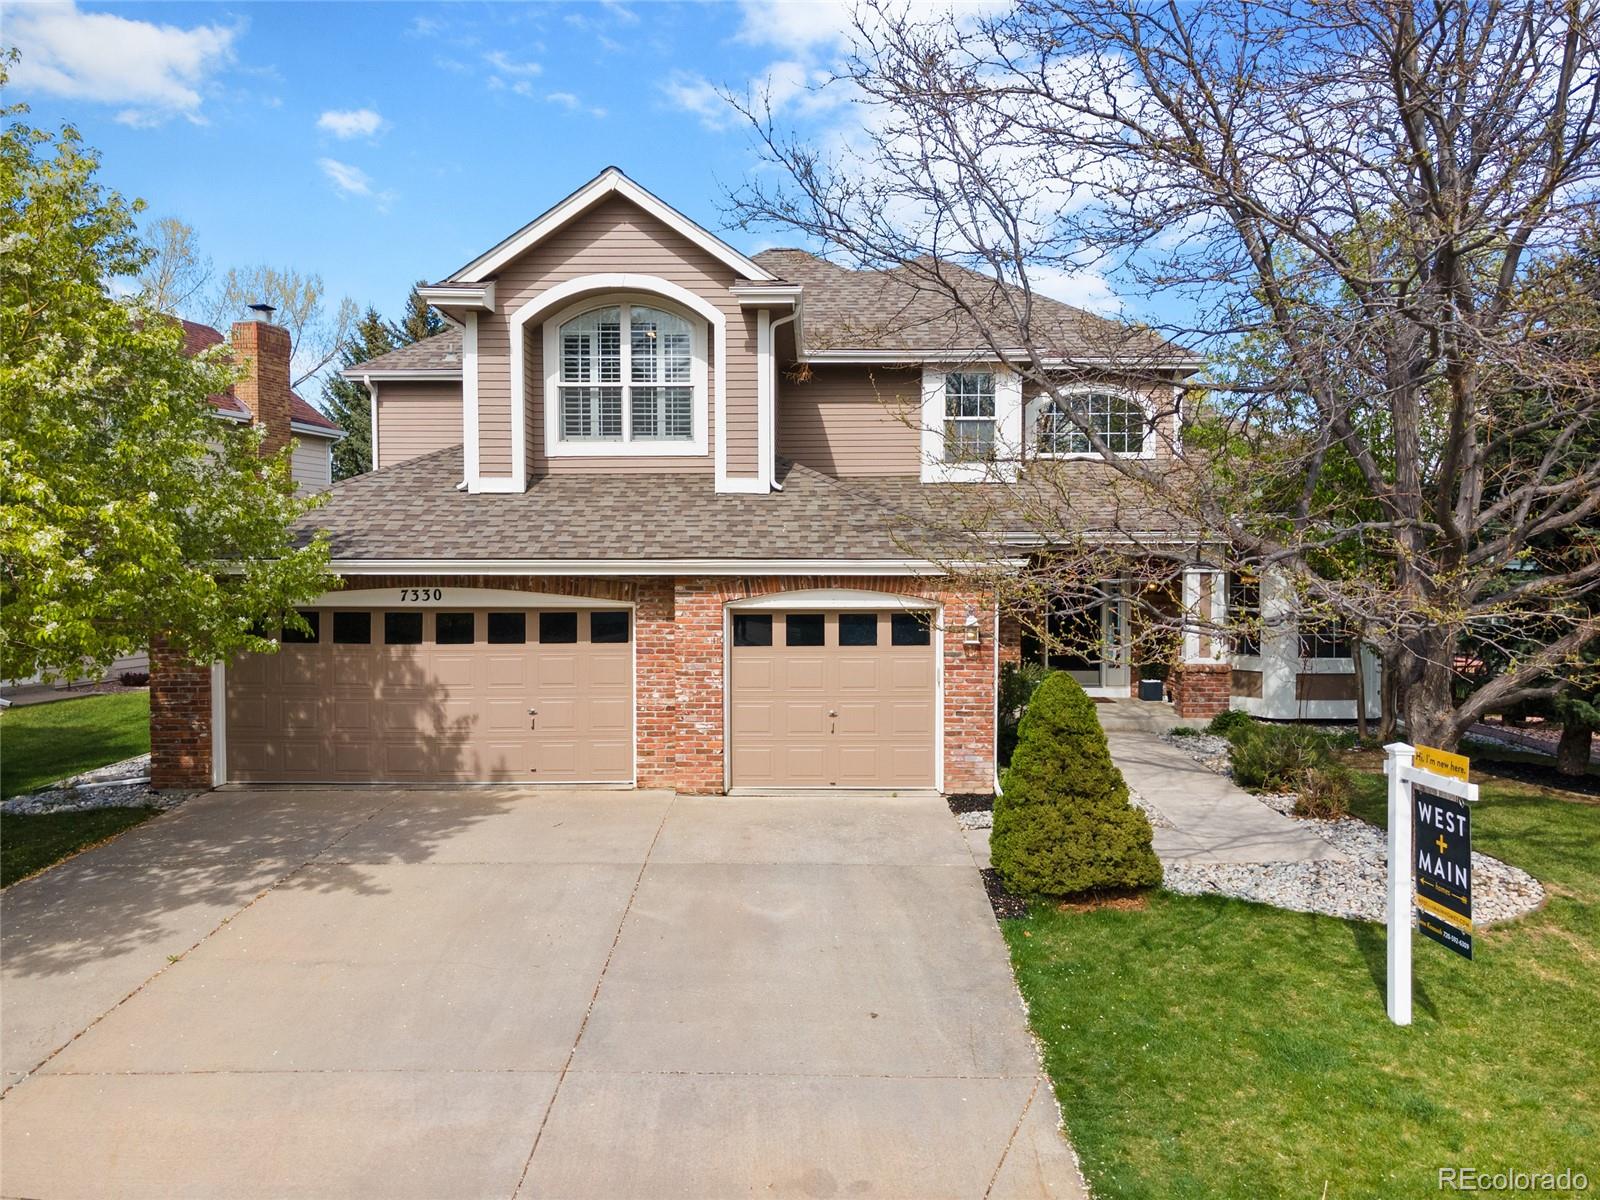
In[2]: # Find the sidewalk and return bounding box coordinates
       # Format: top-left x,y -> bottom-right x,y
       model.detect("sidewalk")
1106,732 -> 1345,865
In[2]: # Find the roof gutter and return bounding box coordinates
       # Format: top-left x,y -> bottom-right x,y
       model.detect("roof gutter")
323,557 -> 1030,577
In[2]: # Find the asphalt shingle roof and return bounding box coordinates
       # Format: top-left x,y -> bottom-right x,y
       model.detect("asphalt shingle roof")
298,444 -> 1190,563
753,249 -> 1184,361
342,329 -> 463,377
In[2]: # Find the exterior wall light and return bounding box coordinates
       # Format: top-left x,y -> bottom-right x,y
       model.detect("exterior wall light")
964,605 -> 982,646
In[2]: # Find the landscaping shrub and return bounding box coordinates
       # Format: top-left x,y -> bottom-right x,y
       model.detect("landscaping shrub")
991,671 -> 1162,897
998,660 -> 1049,766
1169,725 -> 1199,738
119,671 -> 150,688
1229,724 -> 1332,792
1206,708 -> 1256,741
1293,763 -> 1354,819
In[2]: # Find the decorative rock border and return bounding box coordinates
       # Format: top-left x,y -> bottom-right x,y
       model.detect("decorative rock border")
2,755 -> 193,816
1152,733 -> 1545,926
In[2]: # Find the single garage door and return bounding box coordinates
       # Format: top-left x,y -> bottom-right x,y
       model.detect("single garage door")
729,609 -> 937,788
225,607 -> 633,783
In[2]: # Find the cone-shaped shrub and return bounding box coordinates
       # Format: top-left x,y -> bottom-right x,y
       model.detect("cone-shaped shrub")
991,671 -> 1163,897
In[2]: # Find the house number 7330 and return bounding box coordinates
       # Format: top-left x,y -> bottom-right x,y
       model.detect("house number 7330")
398,588 -> 442,602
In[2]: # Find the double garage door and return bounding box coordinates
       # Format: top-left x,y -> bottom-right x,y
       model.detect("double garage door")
226,601 -> 939,788
226,606 -> 632,784
728,609 -> 937,789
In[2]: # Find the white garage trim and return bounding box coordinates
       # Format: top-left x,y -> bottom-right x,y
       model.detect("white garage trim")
210,661 -> 227,788
725,588 -> 940,613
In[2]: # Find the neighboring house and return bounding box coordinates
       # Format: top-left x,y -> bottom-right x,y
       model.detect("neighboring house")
182,314 -> 344,491
147,168 -> 1363,792
1,312 -> 343,700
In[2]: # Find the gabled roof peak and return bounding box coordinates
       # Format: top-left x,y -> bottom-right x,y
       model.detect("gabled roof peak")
447,167 -> 777,286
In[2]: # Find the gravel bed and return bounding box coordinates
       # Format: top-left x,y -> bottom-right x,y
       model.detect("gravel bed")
1162,815 -> 1545,925
1129,788 -> 1175,829
2,754 -> 193,816
957,809 -> 993,830
1158,731 -> 1234,775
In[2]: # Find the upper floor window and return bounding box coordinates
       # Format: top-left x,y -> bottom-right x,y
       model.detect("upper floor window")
557,303 -> 695,444
944,371 -> 996,462
1035,390 -> 1149,457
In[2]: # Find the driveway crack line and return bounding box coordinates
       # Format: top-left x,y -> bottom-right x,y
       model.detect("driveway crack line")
511,792 -> 676,1198
983,1073 -> 1042,1199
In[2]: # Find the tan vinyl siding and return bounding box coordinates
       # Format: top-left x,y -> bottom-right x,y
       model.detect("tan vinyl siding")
476,194 -> 753,477
290,434 -> 334,491
376,381 -> 463,469
777,365 -> 920,477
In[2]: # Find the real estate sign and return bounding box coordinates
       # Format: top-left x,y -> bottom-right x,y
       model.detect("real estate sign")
1414,785 -> 1472,960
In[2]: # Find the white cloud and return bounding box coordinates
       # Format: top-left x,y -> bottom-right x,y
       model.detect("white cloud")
315,156 -> 387,208
734,0 -> 857,51
317,107 -> 385,139
1027,266 -> 1124,316
6,1 -> 238,125
484,50 -> 542,76
660,72 -> 738,131
546,91 -> 607,118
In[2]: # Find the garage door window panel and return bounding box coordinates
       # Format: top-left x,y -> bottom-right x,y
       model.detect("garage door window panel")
590,611 -> 630,643
891,612 -> 932,645
786,614 -> 826,646
734,614 -> 772,646
282,610 -> 320,644
384,612 -> 423,645
487,612 -> 527,644
839,613 -> 879,646
436,612 -> 475,644
333,611 -> 372,644
540,611 -> 579,644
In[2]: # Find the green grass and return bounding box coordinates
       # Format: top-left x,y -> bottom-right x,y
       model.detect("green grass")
1,806 -> 155,887
1005,767 -> 1599,1200
0,691 -> 150,799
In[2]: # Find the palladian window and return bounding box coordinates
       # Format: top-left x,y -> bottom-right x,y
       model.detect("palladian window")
557,303 -> 694,443
1036,391 -> 1148,456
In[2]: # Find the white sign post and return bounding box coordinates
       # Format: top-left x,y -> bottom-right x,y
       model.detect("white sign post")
1384,741 -> 1480,1026
1384,743 -> 1415,1026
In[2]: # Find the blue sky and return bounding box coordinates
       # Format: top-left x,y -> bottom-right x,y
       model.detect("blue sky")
5,0 -> 890,328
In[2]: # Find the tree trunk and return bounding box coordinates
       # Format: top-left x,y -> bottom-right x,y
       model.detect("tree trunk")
1401,634 -> 1459,749
1557,721 -> 1595,777
1378,648 -> 1401,743
1352,636 -> 1369,742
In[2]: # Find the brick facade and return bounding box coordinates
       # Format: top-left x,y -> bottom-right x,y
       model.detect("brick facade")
149,641 -> 212,789
1171,662 -> 1232,720
152,573 -> 1000,794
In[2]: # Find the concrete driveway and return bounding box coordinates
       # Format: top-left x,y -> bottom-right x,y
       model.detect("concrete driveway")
1,786 -> 1082,1199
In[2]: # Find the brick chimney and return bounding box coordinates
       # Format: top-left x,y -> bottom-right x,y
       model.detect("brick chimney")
230,309 -> 293,456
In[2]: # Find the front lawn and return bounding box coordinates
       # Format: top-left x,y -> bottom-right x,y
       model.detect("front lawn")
0,690 -> 150,799
1005,768 -> 1599,1199
1,806 -> 156,887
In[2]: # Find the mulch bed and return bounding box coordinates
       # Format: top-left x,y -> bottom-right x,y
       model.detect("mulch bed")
981,868 -> 1030,919
947,793 -> 995,815
1471,755 -> 1600,799
1053,889 -> 1151,913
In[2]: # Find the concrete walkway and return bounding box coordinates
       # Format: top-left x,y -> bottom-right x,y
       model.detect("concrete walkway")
1,786 -> 1082,1199
1106,732 -> 1346,865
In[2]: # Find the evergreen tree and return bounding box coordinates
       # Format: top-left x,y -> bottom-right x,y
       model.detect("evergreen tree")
990,672 -> 1162,897
322,307 -> 394,480
390,280 -> 444,344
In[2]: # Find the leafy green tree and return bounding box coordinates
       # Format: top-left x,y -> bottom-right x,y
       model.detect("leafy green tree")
991,672 -> 1162,897
322,307 -> 395,480
0,79 -> 333,682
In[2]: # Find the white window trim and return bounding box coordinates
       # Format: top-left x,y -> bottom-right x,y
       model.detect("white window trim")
1025,384 -> 1158,462
508,275 -> 722,486
919,366 -> 1022,483
541,296 -> 708,457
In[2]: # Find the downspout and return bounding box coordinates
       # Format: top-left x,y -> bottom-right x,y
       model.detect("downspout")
363,375 -> 378,472
768,308 -> 798,492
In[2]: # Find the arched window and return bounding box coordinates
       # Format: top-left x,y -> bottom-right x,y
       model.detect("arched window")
556,303 -> 696,443
1035,391 -> 1148,456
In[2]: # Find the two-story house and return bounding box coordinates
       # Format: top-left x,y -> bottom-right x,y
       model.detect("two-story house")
148,168 -> 1369,792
